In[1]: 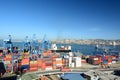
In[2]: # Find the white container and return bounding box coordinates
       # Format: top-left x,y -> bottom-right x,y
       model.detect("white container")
69,57 -> 72,67
56,58 -> 62,61
4,61 -> 11,64
74,57 -> 81,67
61,46 -> 64,48
45,67 -> 52,71
64,55 -> 69,59
112,61 -> 116,64
94,58 -> 98,60
56,64 -> 62,66
72,63 -> 74,67
68,46 -> 71,50
69,52 -> 73,57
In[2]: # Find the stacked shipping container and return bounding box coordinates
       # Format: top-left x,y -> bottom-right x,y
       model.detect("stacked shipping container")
30,60 -> 38,71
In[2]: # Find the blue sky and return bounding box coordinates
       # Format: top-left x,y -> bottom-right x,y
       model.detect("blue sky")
0,0 -> 120,40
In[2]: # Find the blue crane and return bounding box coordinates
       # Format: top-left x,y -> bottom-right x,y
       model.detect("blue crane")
41,35 -> 51,57
3,35 -> 16,73
31,34 -> 40,59
3,35 -> 13,53
22,36 -> 31,52
31,34 -> 39,52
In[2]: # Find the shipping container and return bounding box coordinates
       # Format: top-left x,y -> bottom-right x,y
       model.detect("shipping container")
4,61 -> 11,65
112,60 -> 116,64
21,65 -> 30,71
71,63 -> 74,67
37,59 -> 42,68
29,67 -> 38,71
74,57 -> 81,67
61,68 -> 70,72
45,66 -> 52,71
0,53 -> 2,57
81,59 -> 86,63
4,57 -> 12,61
88,56 -> 102,65
21,58 -> 29,65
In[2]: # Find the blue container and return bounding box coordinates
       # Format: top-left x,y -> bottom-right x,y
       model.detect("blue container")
103,60 -> 108,64
21,65 -> 30,70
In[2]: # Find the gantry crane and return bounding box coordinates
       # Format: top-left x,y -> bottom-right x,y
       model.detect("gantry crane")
3,35 -> 13,53
22,36 -> 31,52
31,34 -> 39,53
41,35 -> 51,57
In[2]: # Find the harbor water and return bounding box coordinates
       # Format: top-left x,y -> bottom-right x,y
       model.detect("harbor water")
61,73 -> 85,80
0,42 -> 120,55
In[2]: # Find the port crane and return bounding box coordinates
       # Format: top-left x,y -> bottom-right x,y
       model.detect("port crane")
30,34 -> 40,59
41,35 -> 51,57
31,34 -> 39,53
22,36 -> 31,52
3,35 -> 18,73
3,35 -> 13,53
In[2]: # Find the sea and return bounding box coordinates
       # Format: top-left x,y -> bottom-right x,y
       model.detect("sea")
1,42 -> 120,55
0,42 -> 120,80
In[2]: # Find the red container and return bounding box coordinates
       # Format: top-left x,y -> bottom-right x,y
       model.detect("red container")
88,56 -> 102,65
61,68 -> 70,72
81,59 -> 86,63
46,63 -> 52,66
112,56 -> 117,60
92,60 -> 100,65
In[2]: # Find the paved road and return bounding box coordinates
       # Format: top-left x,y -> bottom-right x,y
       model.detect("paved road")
29,68 -> 120,76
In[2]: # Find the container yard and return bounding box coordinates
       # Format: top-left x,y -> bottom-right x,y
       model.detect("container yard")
0,35 -> 120,80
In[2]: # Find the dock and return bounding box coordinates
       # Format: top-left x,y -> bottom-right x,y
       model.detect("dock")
83,70 -> 120,80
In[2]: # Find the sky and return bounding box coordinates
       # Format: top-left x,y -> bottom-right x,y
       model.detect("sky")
0,0 -> 120,40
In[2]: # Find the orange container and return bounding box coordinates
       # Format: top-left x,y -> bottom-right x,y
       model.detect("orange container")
62,59 -> 65,63
99,56 -> 103,63
43,52 -> 48,57
38,60 -> 42,68
0,53 -> 2,57
21,58 -> 29,65
56,61 -> 62,65
29,67 -> 38,71
6,54 -> 12,58
41,63 -> 46,70
4,58 -> 12,61
30,64 -> 38,68
52,58 -> 57,61
53,66 -> 56,70
53,61 -> 56,64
